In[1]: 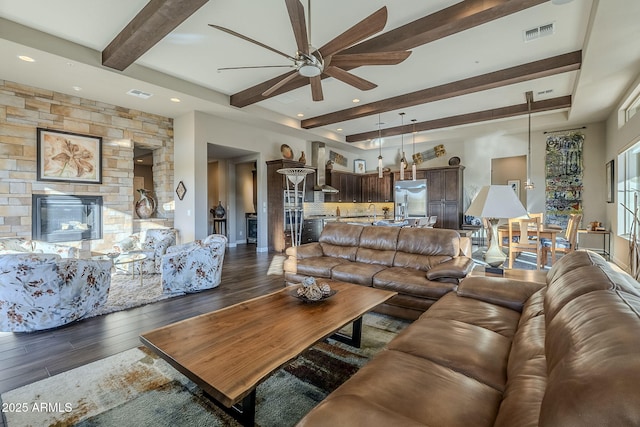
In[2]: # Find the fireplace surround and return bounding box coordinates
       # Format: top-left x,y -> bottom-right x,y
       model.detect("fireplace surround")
32,194 -> 103,242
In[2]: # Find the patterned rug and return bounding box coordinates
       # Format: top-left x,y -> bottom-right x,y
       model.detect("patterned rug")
2,313 -> 408,427
87,273 -> 177,318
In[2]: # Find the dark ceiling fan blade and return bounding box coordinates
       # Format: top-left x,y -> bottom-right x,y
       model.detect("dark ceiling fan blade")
218,65 -> 295,71
262,71 -> 301,97
330,51 -> 411,67
323,66 -> 377,91
285,0 -> 309,55
310,76 -> 323,101
318,7 -> 387,58
209,24 -> 297,62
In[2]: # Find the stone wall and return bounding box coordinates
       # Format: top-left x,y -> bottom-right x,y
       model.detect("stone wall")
0,79 -> 174,254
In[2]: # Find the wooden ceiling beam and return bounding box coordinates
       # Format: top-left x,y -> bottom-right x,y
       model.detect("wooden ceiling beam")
230,0 -> 547,108
303,51 -> 582,129
102,0 -> 209,71
345,96 -> 572,142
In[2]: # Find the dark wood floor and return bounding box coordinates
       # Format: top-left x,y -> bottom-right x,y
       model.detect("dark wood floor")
0,245 -> 285,400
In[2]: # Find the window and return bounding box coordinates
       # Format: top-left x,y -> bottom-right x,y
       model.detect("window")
618,140 -> 640,236
627,94 -> 640,123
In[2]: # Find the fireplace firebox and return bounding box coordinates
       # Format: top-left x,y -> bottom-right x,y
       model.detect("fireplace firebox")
32,194 -> 103,242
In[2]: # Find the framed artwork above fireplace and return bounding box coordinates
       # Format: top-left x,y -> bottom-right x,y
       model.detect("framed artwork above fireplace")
36,128 -> 102,184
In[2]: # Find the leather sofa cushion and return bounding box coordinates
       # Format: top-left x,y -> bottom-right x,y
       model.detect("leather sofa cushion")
388,317 -> 511,391
300,349 -> 503,427
283,256 -> 346,278
397,228 -> 460,257
425,292 -> 520,339
330,261 -> 388,286
540,290 -> 640,426
354,226 -> 399,266
374,267 -> 457,299
319,223 -> 363,261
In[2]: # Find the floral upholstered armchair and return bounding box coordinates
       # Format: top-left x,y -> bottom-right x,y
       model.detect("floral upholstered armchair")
0,237 -> 78,258
0,253 -> 112,332
161,234 -> 227,294
114,228 -> 177,274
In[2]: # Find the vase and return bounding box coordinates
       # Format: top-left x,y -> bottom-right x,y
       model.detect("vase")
214,201 -> 226,218
135,189 -> 156,219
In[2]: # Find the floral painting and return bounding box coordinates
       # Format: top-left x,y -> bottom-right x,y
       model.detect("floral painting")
37,128 -> 102,183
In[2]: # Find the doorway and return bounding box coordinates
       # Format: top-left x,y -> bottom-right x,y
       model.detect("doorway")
491,155 -> 527,208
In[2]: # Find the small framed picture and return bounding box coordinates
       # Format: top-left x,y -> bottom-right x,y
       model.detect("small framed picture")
507,179 -> 520,198
354,159 -> 366,174
176,181 -> 187,200
606,160 -> 614,203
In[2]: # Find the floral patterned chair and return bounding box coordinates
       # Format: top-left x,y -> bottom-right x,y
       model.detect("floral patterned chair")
114,228 -> 177,274
0,253 -> 112,332
0,237 -> 78,258
161,234 -> 227,294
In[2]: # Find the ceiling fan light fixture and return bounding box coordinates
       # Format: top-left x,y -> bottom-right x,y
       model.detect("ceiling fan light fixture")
298,63 -> 322,77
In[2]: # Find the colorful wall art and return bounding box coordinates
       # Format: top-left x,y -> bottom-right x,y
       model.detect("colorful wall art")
545,133 -> 585,229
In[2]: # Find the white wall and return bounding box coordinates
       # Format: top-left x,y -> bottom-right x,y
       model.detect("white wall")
606,94 -> 640,269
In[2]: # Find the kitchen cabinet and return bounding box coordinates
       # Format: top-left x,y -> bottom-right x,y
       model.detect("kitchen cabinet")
326,170 -> 361,202
426,166 -> 464,229
362,172 -> 393,202
301,219 -> 323,243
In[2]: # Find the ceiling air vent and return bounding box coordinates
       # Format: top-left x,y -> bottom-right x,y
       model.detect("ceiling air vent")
523,23 -> 555,42
126,89 -> 153,99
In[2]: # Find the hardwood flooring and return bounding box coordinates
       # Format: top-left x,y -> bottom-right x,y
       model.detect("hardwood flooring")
0,245 -> 286,409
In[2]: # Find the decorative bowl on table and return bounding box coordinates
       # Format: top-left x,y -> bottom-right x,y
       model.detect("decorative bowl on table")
105,252 -> 120,260
291,277 -> 337,303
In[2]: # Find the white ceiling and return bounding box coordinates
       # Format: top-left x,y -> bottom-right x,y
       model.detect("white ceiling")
1,0 -> 639,153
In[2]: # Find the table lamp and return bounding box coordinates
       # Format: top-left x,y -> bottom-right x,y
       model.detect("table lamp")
465,185 -> 528,274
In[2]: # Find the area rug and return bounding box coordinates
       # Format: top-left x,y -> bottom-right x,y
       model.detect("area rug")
1,313 -> 408,427
87,273 -> 177,318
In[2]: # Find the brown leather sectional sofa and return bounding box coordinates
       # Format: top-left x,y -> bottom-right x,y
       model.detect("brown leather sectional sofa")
284,222 -> 475,320
298,250 -> 640,426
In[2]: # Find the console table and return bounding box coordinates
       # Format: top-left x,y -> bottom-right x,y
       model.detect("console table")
577,229 -> 611,260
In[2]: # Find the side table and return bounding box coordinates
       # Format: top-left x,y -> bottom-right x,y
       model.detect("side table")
577,229 -> 611,260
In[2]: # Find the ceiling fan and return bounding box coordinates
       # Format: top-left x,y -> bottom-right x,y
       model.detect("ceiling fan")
209,0 -> 411,101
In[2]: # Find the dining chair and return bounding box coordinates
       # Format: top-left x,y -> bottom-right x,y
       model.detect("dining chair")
541,213 -> 583,265
529,212 -> 544,224
508,216 -> 542,269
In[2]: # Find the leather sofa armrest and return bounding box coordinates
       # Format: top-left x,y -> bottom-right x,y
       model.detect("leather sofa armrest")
426,256 -> 474,280
285,243 -> 323,259
456,276 -> 545,312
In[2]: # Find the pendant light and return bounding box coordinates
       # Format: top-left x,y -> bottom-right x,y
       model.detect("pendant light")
377,113 -> 383,179
399,112 -> 406,180
411,119 -> 417,181
524,91 -> 535,190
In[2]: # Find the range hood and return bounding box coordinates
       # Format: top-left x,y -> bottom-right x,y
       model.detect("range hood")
311,142 -> 339,193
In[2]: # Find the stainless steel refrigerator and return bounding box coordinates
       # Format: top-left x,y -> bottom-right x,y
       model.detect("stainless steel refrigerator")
394,179 -> 428,219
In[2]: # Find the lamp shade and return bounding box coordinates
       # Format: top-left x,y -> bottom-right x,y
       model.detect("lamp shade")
465,185 -> 528,219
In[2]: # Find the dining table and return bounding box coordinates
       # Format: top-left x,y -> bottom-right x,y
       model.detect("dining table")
497,224 -> 561,266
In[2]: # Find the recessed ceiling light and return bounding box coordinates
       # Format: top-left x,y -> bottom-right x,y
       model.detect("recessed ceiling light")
352,98 -> 360,103
297,113 -> 304,117
336,128 -> 343,132
136,159 -> 143,163
72,86 -> 82,91
170,97 -> 181,103
18,55 -> 35,62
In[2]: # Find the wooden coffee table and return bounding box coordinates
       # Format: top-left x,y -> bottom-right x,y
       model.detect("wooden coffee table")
140,281 -> 396,426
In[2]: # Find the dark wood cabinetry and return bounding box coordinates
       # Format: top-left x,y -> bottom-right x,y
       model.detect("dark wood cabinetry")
325,170 -> 361,202
301,219 -> 323,244
362,173 -> 393,202
393,166 -> 464,229
426,166 -> 464,229
266,159 -> 315,252
328,170 -> 393,203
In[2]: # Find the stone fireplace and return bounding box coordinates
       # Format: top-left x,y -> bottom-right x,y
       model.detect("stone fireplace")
32,194 -> 103,243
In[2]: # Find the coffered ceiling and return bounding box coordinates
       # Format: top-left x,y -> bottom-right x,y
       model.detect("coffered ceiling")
0,0 -> 638,152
